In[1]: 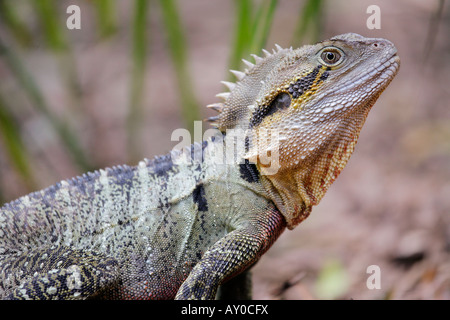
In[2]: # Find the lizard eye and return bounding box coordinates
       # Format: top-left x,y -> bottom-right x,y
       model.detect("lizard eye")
319,47 -> 344,67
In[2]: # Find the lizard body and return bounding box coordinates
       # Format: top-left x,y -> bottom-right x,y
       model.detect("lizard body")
0,33 -> 399,299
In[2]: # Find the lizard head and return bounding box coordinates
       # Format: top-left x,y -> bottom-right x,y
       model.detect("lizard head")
208,33 -> 400,229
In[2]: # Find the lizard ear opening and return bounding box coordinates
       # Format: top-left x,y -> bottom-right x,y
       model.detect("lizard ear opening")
268,92 -> 291,113
249,92 -> 292,129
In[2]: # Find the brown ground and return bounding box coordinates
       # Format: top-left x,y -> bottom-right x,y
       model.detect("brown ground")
0,0 -> 449,299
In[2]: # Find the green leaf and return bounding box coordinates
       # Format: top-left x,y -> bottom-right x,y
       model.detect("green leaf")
315,259 -> 349,299
249,0 -> 278,55
0,38 -> 93,171
292,0 -> 324,46
127,0 -> 150,160
229,0 -> 278,73
0,94 -> 36,190
229,0 -> 252,72
0,0 -> 33,47
33,0 -> 67,51
159,0 -> 200,136
93,0 -> 117,38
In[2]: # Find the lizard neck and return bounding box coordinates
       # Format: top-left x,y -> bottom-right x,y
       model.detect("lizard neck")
257,108 -> 369,230
259,173 -> 311,230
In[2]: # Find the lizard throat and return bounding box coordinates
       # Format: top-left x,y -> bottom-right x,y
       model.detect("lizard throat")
258,102 -> 373,229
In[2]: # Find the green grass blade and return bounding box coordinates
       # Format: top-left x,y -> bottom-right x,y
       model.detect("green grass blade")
34,0 -> 85,116
250,0 -> 278,54
93,0 -> 117,38
228,0 -> 277,73
32,0 -> 67,51
229,0 -> 252,72
0,38 -> 93,171
0,94 -> 36,190
0,0 -> 33,47
159,0 -> 200,136
292,0 -> 324,46
127,0 -> 149,160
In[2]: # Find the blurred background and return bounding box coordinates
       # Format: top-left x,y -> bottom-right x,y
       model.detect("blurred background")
0,0 -> 449,299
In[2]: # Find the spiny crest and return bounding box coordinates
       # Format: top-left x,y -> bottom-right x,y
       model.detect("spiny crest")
206,44 -> 292,131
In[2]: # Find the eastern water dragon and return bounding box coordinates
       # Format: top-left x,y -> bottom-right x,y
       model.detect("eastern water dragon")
0,33 -> 400,299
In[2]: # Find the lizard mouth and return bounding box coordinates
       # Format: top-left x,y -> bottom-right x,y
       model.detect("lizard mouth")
369,53 -> 400,90
331,53 -> 400,98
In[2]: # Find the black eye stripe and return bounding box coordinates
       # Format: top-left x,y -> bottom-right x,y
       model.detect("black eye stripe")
249,92 -> 291,128
248,65 -> 329,128
320,70 -> 329,81
288,66 -> 321,99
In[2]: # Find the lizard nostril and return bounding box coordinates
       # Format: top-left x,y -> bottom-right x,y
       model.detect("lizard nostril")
372,42 -> 385,48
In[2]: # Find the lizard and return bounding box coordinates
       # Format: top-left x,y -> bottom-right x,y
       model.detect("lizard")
0,33 -> 400,300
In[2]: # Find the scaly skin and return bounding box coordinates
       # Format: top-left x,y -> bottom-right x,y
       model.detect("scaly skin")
0,33 -> 399,299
